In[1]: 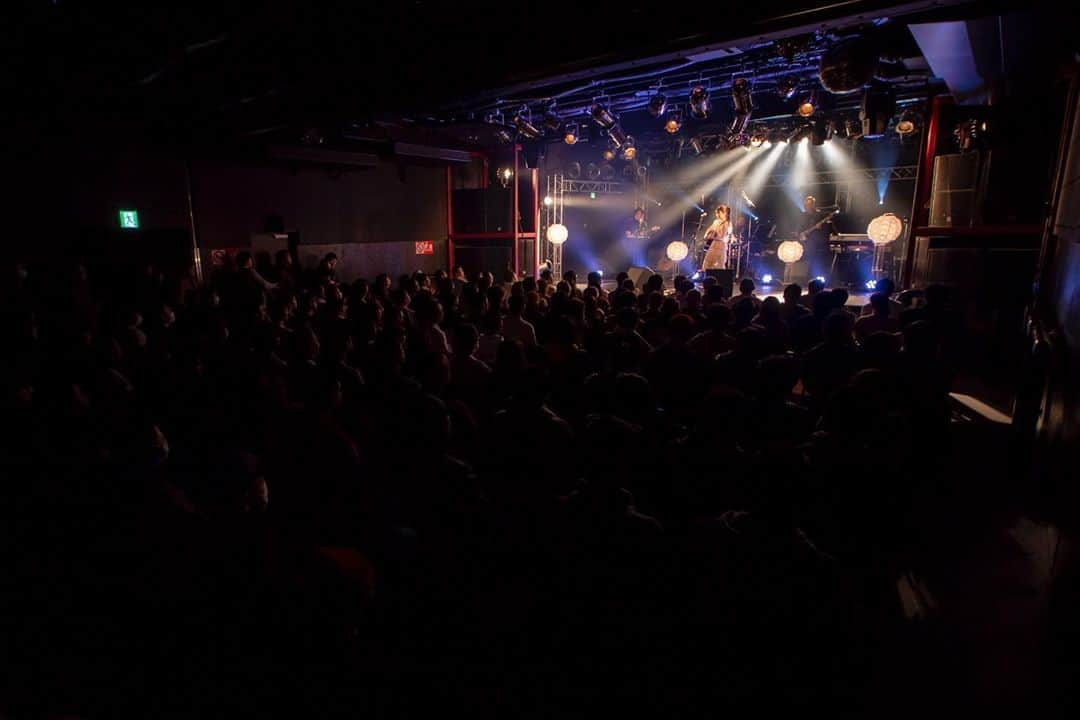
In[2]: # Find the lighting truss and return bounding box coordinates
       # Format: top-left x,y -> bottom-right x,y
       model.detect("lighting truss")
762,165 -> 917,188
561,179 -> 631,194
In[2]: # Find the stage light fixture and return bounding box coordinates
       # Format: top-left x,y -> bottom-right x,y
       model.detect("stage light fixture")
599,163 -> 615,180
689,85 -> 710,119
762,274 -> 774,285
867,213 -> 903,245
591,103 -> 617,130
666,241 -> 689,262
815,276 -> 826,283
688,137 -> 704,156
787,125 -> 811,144
546,223 -> 568,245
895,108 -> 920,135
732,78 -> 753,117
860,85 -> 896,138
543,109 -> 562,132
777,76 -> 799,100
777,240 -> 804,264
608,125 -> 628,148
512,111 -> 541,139
797,90 -> 817,117
563,122 -> 579,145
648,93 -> 668,118
621,136 -> 637,161
865,279 -> 877,290
589,191 -> 597,199
566,161 -> 582,179
543,195 -> 554,207
494,127 -> 514,144
750,130 -> 765,148
664,107 -> 683,134
844,117 -> 863,139
602,143 -> 616,162
585,162 -> 599,180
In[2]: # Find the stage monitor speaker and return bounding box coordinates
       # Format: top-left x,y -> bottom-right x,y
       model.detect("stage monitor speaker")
929,152 -> 979,227
626,266 -> 654,289
704,268 -> 734,297
454,243 -> 513,279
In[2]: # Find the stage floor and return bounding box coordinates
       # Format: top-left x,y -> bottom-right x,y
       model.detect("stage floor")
591,280 -> 873,310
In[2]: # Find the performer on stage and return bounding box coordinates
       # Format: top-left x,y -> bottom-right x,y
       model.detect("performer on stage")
701,204 -> 732,269
624,207 -> 659,239
797,195 -> 838,278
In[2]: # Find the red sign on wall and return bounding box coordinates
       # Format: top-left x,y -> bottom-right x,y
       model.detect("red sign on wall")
415,241 -> 434,255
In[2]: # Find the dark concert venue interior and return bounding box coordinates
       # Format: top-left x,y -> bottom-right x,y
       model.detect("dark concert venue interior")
6,1 -> 1080,716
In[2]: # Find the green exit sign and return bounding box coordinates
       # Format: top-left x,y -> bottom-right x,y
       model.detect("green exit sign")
119,210 -> 140,229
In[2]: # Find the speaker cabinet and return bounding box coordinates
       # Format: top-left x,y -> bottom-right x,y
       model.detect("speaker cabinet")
452,188 -> 511,234
704,268 -> 734,297
626,266 -> 655,288
454,242 -> 513,278
929,152 -> 980,227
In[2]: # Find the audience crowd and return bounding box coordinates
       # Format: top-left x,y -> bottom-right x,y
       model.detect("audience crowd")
4,251 -> 967,716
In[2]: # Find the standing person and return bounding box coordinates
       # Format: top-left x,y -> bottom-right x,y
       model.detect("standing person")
796,196 -> 837,279
701,205 -> 732,270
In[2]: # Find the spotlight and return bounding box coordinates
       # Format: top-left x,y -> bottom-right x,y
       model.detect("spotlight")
608,125 -> 628,148
512,111 -> 540,139
591,103 -> 617,130
494,127 -> 514,144
648,93 -> 667,118
602,143 -> 616,162
860,85 -> 896,138
498,167 -> 513,187
844,117 -> 863,139
749,127 -> 767,147
563,122 -> 579,145
589,191 -> 597,199
797,90 -> 817,117
732,77 -> 753,117
689,85 -> 710,119
664,107 -> 683,134
777,76 -> 799,100
762,273 -> 774,285
585,162 -> 599,179
543,195 -> 554,207
567,161 -> 582,179
815,276 -> 826,283
787,124 -> 811,144
688,137 -> 704,156
621,136 -> 637,161
811,123 -> 826,146
597,270 -> 603,277
895,108 -> 920,135
542,109 -> 562,132
865,279 -> 878,290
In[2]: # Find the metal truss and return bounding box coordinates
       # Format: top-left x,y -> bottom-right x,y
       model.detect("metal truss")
561,179 -> 631,194
763,165 -> 919,188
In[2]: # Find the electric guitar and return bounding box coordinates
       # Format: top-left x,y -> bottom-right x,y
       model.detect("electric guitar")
797,209 -> 840,242
626,225 -> 662,239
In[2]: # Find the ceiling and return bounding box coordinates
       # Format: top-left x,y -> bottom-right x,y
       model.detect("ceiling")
2,0 -> 1051,152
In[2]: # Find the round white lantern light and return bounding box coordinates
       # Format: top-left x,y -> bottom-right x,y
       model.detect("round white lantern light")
867,213 -> 903,245
777,240 -> 805,264
666,240 -> 689,262
546,223 -> 568,245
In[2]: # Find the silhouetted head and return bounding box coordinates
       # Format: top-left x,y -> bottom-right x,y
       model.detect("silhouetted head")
452,323 -> 480,357
783,283 -> 802,303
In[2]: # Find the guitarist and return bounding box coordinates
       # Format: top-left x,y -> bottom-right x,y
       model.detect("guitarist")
797,195 -> 837,277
